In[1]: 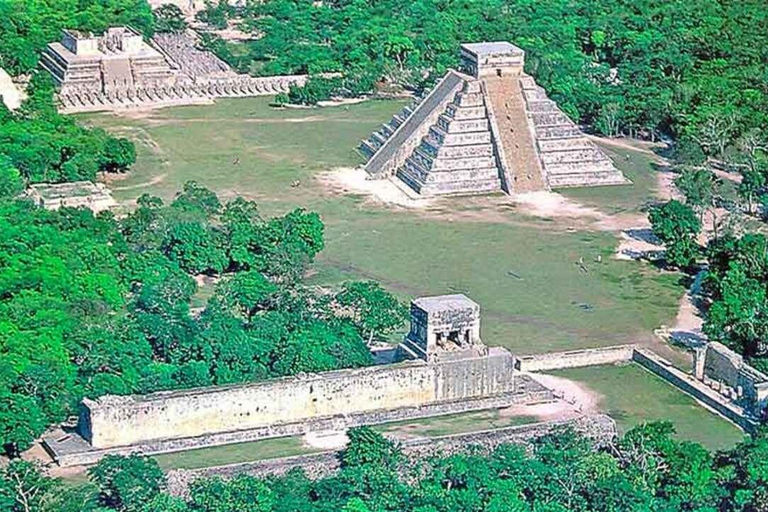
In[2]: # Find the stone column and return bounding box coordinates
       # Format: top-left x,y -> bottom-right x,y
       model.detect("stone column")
693,346 -> 706,380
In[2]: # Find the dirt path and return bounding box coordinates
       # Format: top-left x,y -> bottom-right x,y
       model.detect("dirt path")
111,173 -> 168,191
512,372 -> 602,420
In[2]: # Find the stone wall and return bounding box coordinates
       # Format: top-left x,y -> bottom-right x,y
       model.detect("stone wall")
692,342 -> 768,419
165,414 -> 617,496
47,375 -> 551,467
80,348 -> 517,449
631,348 -> 760,432
516,345 -> 636,372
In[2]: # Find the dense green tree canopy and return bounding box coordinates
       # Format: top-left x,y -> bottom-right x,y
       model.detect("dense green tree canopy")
0,184 -> 404,455
0,73 -> 137,184
5,424 -> 768,512
0,0 -> 154,76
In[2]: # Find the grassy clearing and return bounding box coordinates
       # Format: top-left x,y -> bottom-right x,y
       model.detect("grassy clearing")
152,436 -> 315,471
83,96 -> 684,355
376,410 -> 538,438
550,363 -> 745,451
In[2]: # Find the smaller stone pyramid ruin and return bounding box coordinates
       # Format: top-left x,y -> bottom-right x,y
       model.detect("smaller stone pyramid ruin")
359,42 -> 628,197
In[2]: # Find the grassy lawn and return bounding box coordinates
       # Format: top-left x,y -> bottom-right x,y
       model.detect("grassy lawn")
550,364 -> 745,451
376,410 -> 538,437
152,436 -> 316,471
559,141 -> 663,215
83,96 -> 685,355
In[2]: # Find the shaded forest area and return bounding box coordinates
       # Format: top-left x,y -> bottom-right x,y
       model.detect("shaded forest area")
4,424 -> 768,512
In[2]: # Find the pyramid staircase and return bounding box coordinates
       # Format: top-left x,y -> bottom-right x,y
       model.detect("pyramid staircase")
358,101 -> 421,160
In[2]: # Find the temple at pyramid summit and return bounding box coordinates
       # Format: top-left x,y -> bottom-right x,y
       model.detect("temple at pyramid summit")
359,42 -> 629,196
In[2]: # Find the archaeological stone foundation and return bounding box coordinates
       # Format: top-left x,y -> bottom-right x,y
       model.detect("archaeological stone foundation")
360,41 -> 628,196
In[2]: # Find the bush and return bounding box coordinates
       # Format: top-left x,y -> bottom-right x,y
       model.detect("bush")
287,77 -> 343,105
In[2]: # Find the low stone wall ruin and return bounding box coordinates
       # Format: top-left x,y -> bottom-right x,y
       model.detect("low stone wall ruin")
516,345 -> 636,372
58,75 -> 307,113
165,414 -> 617,496
633,348 -> 761,432
517,344 -> 761,433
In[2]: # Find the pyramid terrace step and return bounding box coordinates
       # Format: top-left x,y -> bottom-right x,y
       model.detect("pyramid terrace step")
358,140 -> 377,159
416,166 -> 501,184
522,87 -> 549,102
535,125 -> 583,139
547,171 -> 628,188
418,177 -> 502,196
412,150 -> 498,173
530,112 -> 572,126
429,126 -> 492,146
379,123 -> 395,137
537,137 -> 596,152
396,167 -> 426,194
519,76 -> 538,89
369,131 -> 387,146
420,138 -> 494,159
402,158 -> 431,182
454,92 -> 484,107
437,115 -> 490,133
525,100 -> 559,113
446,104 -> 487,120
463,80 -> 483,94
539,148 -> 609,165
543,159 -> 618,176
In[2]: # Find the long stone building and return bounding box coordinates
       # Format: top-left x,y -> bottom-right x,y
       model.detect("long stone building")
40,27 -> 306,113
44,294 -> 552,466
360,41 -> 628,196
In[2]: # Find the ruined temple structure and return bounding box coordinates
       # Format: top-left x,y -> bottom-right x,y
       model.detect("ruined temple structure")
40,27 -> 306,113
27,181 -> 117,213
43,294 -> 555,466
360,42 -> 628,196
693,342 -> 768,421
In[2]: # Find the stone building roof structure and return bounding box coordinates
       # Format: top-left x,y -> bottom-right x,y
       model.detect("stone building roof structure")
27,181 -> 117,213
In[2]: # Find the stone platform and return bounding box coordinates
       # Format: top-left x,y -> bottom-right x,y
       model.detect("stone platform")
40,28 -> 307,113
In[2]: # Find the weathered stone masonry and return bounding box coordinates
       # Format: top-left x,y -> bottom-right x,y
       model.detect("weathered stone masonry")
40,28 -> 307,113
79,347 -> 517,449
45,294 -> 543,466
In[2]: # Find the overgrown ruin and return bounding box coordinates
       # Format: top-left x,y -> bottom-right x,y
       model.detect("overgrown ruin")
360,42 -> 628,196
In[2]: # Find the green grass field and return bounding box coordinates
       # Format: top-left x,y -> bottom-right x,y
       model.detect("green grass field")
152,436 -> 314,471
83,97 -> 684,354
73,95 -> 743,468
550,364 -> 745,451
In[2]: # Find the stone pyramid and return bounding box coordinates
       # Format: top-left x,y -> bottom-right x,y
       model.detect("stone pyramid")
359,42 -> 628,197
